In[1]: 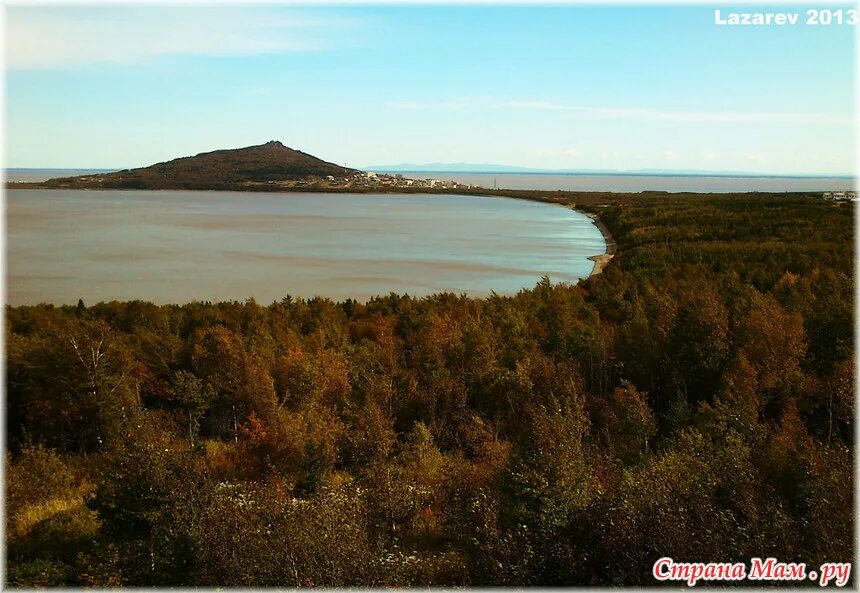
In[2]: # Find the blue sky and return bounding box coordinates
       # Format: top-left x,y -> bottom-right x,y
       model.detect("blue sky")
5,4 -> 856,174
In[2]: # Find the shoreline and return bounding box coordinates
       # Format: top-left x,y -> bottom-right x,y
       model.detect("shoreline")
6,188 -> 613,307
584,212 -> 616,277
34,184 -> 828,288
5,183 -> 637,283
28,183 -> 806,284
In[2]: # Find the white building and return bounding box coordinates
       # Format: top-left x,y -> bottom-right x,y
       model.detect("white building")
823,191 -> 856,201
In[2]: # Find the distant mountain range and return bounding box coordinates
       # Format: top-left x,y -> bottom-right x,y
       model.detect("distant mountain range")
13,141 -> 358,190
363,163 -> 855,178
364,163 -> 556,174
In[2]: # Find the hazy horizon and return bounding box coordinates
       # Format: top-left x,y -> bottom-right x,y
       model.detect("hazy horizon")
6,4 -> 856,175
6,163 -> 858,180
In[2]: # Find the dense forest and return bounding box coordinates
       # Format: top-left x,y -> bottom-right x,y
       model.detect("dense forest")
5,192 -> 854,586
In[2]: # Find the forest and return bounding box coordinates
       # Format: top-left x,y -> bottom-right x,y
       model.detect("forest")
4,192 -> 854,586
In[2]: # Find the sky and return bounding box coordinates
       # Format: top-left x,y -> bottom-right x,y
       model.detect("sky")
4,3 -> 857,174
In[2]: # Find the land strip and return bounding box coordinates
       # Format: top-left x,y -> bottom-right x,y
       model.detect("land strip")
584,212 -> 617,276
7,178 -> 829,281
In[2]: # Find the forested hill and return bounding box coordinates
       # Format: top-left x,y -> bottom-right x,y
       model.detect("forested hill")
15,141 -> 359,190
5,193 -> 854,587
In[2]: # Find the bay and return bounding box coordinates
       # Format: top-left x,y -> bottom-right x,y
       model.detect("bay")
5,190 -> 606,305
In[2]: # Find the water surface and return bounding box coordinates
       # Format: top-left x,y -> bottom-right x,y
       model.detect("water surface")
6,190 -> 605,305
5,169 -> 117,183
393,171 -> 856,193
6,169 -> 855,192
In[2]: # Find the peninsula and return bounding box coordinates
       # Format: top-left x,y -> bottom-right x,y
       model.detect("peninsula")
7,141 -> 470,192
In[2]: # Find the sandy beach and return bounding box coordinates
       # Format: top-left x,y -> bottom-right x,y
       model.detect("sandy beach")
585,212 -> 616,276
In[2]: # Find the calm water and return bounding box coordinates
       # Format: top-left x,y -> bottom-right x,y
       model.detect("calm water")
6,169 -> 856,192
394,171 -> 857,193
5,169 -> 117,183
6,190 -> 606,305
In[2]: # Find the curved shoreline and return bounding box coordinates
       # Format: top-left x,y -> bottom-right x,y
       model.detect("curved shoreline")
7,189 -> 606,305
9,184 -> 615,285
583,212 -> 616,276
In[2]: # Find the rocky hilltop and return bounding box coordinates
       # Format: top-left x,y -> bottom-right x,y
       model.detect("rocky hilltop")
16,141 -> 360,190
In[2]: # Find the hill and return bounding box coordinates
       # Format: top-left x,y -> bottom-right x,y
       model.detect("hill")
23,141 -> 359,190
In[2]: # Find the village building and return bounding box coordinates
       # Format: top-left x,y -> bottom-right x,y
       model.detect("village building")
823,191 -> 856,201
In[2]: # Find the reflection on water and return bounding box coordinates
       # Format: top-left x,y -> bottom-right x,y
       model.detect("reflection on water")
6,190 -> 606,305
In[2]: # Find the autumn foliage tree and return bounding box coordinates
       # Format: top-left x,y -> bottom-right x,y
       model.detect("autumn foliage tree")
5,193 -> 853,586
